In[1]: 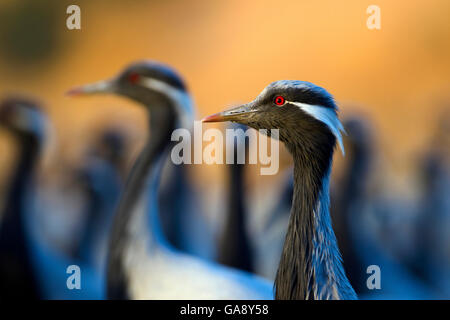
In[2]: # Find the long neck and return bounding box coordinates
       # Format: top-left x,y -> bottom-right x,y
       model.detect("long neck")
4,137 -> 39,213
275,144 -> 356,300
0,135 -> 41,299
106,106 -> 175,299
75,162 -> 121,266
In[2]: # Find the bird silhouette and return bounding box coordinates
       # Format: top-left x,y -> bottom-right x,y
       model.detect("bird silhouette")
329,115 -> 438,299
217,122 -> 254,272
74,129 -> 127,274
0,97 -> 44,299
329,115 -> 373,293
413,111 -> 450,297
0,97 -> 112,299
158,157 -> 215,260
203,80 -> 357,299
251,165 -> 293,280
67,60 -> 273,299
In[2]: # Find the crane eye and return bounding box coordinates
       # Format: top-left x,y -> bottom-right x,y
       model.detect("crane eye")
274,96 -> 285,106
128,72 -> 140,84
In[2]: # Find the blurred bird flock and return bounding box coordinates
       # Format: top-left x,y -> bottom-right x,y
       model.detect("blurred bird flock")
0,0 -> 448,300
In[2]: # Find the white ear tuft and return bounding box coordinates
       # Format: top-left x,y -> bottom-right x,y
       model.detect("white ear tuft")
138,76 -> 195,130
289,101 -> 346,156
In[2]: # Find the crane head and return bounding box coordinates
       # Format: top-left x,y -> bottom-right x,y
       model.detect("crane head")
66,60 -> 194,129
203,80 -> 345,155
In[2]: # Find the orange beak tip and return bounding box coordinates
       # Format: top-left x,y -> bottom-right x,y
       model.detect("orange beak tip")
202,113 -> 224,123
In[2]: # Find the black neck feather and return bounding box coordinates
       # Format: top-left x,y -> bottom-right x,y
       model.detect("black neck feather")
274,127 -> 336,299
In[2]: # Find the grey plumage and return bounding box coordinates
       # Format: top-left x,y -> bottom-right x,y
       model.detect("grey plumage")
203,80 -> 357,300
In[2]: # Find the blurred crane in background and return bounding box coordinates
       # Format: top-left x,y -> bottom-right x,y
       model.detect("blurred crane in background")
159,160 -> 215,260
68,60 -> 273,299
413,110 -> 450,297
331,115 -> 374,293
331,115 -> 439,299
217,122 -> 254,272
73,128 -> 128,275
0,97 -> 45,299
0,98 -> 131,299
252,167 -> 292,280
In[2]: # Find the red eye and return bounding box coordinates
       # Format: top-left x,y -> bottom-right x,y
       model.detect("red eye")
128,73 -> 140,84
274,96 -> 285,106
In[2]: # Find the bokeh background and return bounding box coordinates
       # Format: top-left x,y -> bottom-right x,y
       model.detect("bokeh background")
0,0 -> 449,299
0,0 -> 448,184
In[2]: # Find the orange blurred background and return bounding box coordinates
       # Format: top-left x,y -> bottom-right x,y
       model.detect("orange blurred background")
0,0 -> 448,196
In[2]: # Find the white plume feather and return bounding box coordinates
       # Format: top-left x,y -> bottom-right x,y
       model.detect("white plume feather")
289,101 -> 346,155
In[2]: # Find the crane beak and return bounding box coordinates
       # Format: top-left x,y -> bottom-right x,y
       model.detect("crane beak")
66,79 -> 115,96
202,104 -> 255,123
